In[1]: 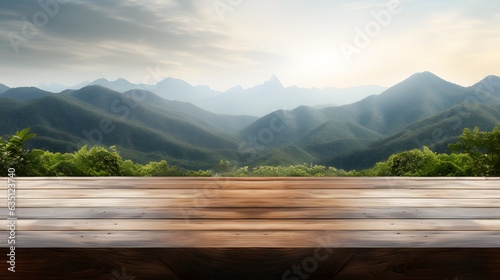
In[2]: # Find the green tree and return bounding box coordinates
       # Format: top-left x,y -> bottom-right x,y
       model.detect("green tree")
71,145 -> 123,176
386,149 -> 426,176
30,151 -> 78,176
138,160 -> 184,176
0,128 -> 43,176
119,159 -> 142,176
450,124 -> 500,176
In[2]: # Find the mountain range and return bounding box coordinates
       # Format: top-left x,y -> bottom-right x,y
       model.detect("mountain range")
37,75 -> 386,117
2,72 -> 500,171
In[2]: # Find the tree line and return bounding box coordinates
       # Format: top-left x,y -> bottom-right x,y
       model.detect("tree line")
1,124 -> 499,177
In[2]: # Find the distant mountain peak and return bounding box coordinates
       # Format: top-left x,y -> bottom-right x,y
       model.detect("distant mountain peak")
91,77 -> 132,84
93,78 -> 110,83
80,84 -> 111,91
480,75 -> 500,83
474,75 -> 500,90
411,71 -> 440,80
400,71 -> 455,87
264,74 -> 283,88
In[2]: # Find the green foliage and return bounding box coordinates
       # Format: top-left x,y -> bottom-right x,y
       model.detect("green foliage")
138,160 -> 184,176
215,160 -> 235,174
7,123 -> 500,177
345,124 -> 500,177
74,145 -> 123,176
0,128 -> 213,177
450,124 -> 500,176
215,163 -> 346,177
184,170 -> 212,177
30,151 -> 76,176
354,146 -> 473,177
386,149 -> 426,176
0,128 -> 43,176
119,159 -> 142,176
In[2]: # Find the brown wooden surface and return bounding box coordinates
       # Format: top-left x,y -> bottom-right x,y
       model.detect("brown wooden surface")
1,248 -> 499,279
1,177 -> 500,248
1,177 -> 500,279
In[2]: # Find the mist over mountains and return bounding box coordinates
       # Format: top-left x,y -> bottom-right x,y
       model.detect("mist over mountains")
38,75 -> 386,117
2,72 -> 500,171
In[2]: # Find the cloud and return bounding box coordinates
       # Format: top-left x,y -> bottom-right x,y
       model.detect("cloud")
0,0 -> 275,87
0,0 -> 499,89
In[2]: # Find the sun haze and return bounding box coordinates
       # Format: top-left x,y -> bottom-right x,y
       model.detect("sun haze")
1,0 -> 499,89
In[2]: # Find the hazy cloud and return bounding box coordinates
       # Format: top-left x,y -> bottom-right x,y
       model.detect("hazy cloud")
1,0 -> 499,90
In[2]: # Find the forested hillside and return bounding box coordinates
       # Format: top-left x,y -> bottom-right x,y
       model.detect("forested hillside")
1,72 -> 500,171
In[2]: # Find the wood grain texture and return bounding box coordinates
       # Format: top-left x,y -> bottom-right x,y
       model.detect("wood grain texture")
3,207 -> 500,219
1,177 -> 500,279
14,188 -> 500,198
3,177 -> 500,189
1,248 -> 499,280
5,197 -> 500,207
1,177 -> 500,248
9,230 -> 500,248
12,218 -> 500,231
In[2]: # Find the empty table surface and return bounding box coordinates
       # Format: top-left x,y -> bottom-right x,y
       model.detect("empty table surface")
1,177 -> 499,248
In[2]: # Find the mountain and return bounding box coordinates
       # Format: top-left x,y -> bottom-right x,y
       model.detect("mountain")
249,145 -> 316,167
330,103 -> 500,170
27,76 -> 387,116
69,86 -> 240,149
38,81 -> 90,92
241,72 -> 500,168
0,87 -> 53,101
86,77 -> 221,104
121,89 -> 256,133
89,78 -> 141,93
0,86 -> 256,169
2,72 -> 500,171
300,121 -> 384,145
242,72 -> 467,145
357,71 -> 466,133
198,75 -> 386,116
328,76 -> 500,170
0,83 -> 9,94
151,77 -> 219,103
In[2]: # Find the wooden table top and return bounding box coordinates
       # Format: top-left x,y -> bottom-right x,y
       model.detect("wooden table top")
1,177 -> 500,248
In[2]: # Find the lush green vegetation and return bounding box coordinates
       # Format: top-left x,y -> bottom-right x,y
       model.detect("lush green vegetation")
348,123 -> 500,177
1,129 -> 210,177
1,124 -> 499,177
213,160 -> 346,177
449,125 -> 500,176
0,128 -> 43,176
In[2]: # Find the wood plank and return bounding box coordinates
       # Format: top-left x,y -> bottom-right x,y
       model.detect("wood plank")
1,177 -> 500,278
3,177 -> 500,189
14,188 -> 500,198
4,207 -> 500,219
2,248 -> 499,280
8,219 -> 500,231
6,177 -> 499,181
9,230 -> 500,248
5,197 -> 500,207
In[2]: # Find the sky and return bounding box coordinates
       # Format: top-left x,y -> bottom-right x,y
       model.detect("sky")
1,0 -> 500,91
